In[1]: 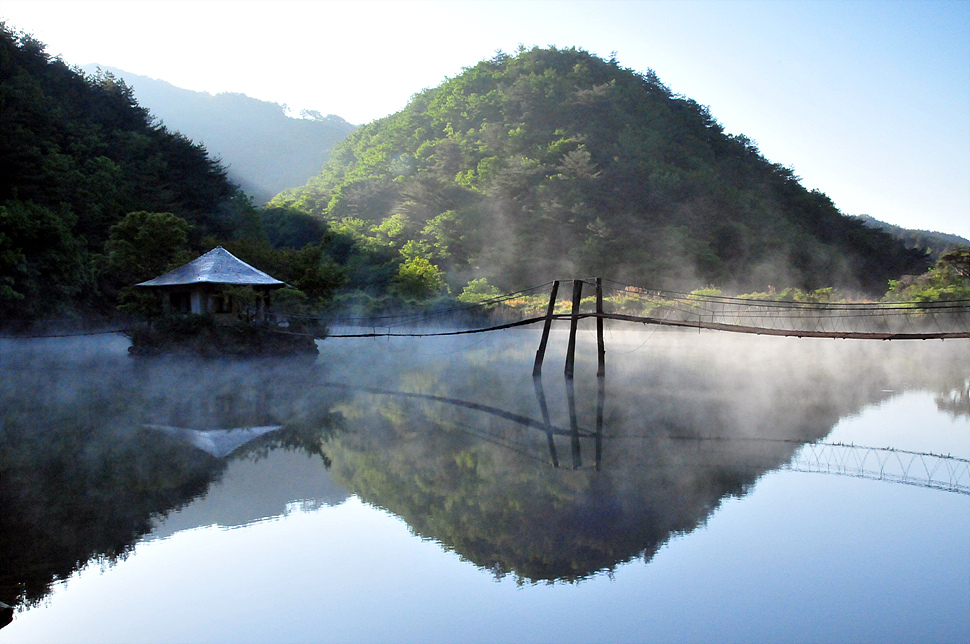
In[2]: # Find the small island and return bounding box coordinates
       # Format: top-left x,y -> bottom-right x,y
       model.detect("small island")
127,247 -> 319,357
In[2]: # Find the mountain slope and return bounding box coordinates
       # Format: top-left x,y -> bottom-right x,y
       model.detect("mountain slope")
82,65 -> 356,204
0,24 -> 255,320
273,47 -> 927,294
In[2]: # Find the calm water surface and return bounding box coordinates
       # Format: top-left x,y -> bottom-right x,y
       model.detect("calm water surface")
1,328 -> 968,643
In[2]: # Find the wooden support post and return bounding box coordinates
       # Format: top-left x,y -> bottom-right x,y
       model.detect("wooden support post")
564,279 -> 583,379
532,280 -> 560,378
595,277 -> 605,377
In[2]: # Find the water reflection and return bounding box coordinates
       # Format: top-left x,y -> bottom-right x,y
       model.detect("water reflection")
0,340 -> 342,613
148,448 -> 349,541
315,332 -> 970,583
1,331 -> 967,621
320,380 -> 819,583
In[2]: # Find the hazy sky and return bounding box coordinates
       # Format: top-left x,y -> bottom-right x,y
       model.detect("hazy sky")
2,0 -> 968,237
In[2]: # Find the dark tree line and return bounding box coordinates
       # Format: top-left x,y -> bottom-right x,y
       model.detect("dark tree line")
0,24 -> 344,324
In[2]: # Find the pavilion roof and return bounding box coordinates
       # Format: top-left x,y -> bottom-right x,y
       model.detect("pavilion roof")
137,247 -> 286,288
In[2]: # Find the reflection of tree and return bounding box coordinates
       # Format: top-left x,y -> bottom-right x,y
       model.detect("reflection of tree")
320,336 -> 969,584
913,353 -> 970,419
0,419 -> 222,609
935,382 -> 969,419
325,393 -> 807,583
240,416 -> 344,468
0,344 -> 344,612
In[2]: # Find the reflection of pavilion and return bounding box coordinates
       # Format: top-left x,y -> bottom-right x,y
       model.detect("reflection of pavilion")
143,424 -> 283,459
0,353 -> 342,615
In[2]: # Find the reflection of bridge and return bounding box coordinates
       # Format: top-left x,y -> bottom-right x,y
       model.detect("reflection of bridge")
660,436 -> 970,495
785,442 -> 970,495
316,380 -> 970,496
136,377 -> 969,495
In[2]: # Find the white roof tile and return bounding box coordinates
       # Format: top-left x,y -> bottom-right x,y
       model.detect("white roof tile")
137,247 -> 285,287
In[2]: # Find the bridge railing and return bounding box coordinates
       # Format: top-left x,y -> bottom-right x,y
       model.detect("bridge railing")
597,279 -> 970,338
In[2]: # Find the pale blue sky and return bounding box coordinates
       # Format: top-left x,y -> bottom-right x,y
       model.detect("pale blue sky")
2,0 -> 968,237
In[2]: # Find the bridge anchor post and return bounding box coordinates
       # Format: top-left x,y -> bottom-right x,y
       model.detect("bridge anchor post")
532,280 -> 560,377
596,277 -> 605,378
564,279 -> 583,379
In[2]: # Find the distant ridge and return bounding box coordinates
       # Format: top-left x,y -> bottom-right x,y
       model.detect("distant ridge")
81,65 -> 356,204
852,215 -> 969,261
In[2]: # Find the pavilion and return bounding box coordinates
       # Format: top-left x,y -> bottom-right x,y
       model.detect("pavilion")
137,247 -> 286,322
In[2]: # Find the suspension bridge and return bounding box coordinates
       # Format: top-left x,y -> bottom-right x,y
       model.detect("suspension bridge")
313,277 -> 970,377
8,277 -> 969,344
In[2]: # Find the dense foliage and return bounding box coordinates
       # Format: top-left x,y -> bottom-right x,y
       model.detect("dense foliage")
883,245 -> 970,302
273,46 -> 927,295
0,23 -> 266,321
0,24 -> 351,324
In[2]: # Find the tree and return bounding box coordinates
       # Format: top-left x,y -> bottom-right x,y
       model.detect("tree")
937,246 -> 970,281
883,246 -> 970,302
0,200 -> 91,322
0,25 -> 253,320
102,211 -> 192,317
391,257 -> 448,299
103,211 -> 193,286
458,278 -> 501,304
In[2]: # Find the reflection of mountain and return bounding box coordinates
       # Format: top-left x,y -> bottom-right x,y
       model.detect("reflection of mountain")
149,449 -> 349,540
0,421 -> 223,610
323,388 -> 817,583
319,333 -> 970,583
1,332 -> 966,613
0,340 -> 343,613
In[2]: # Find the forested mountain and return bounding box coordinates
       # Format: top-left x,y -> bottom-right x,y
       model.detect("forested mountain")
80,65 -> 356,204
852,214 -> 969,261
0,29 -> 940,326
0,24 -> 259,321
273,47 -> 928,294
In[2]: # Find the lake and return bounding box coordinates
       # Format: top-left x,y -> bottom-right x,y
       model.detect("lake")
1,327 -> 968,643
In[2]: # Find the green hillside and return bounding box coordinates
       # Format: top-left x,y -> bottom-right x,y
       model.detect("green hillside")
272,47 -> 927,294
0,24 -> 260,321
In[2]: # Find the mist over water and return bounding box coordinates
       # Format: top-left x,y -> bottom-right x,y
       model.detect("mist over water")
1,327 -> 967,641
